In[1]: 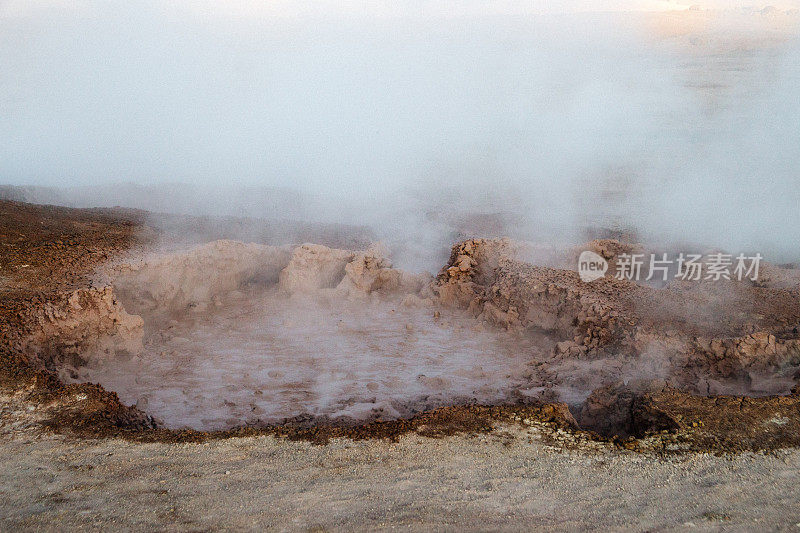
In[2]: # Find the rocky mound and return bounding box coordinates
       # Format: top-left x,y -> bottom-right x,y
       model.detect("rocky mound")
435,238 -> 800,398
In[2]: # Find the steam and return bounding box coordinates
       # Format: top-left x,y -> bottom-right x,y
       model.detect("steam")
1,2 -> 799,267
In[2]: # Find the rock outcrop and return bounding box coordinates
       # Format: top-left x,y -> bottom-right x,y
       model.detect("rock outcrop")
23,286 -> 143,372
113,240 -> 292,314
435,238 -> 800,395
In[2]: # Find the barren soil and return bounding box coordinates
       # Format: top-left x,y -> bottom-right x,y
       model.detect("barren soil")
3,404 -> 800,531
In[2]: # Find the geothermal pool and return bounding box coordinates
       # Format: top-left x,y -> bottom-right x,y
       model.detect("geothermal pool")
74,291 -> 541,430
58,241 -> 547,430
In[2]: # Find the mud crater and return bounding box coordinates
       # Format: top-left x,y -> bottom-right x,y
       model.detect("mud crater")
21,237 -> 800,437
39,240 -> 544,430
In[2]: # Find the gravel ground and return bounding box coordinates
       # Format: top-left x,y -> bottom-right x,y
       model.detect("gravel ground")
2,424 -> 800,531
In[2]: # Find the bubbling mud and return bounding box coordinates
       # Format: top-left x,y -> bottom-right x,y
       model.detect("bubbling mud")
78,292 -> 542,430
63,240 -> 546,431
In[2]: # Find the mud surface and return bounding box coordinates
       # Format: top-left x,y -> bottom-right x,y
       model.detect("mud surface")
3,199 -> 800,453
77,280 -> 543,429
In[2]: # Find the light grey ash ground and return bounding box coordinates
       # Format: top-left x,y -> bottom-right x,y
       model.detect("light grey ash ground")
2,417 -> 800,531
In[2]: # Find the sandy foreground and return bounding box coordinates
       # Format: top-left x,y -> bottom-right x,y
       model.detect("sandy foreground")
2,421 -> 799,531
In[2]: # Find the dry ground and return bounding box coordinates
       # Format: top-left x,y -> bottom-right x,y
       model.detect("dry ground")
2,414 -> 800,531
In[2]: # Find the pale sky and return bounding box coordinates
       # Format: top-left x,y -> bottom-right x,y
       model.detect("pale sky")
4,0 -> 798,22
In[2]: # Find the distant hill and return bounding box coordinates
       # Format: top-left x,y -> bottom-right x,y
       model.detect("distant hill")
0,183 -> 307,220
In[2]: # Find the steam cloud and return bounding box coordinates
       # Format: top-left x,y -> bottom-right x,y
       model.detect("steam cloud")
1,1 -> 799,267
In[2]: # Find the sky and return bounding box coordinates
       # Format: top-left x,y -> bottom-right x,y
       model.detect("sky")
0,1 -> 708,20
4,1 -> 800,20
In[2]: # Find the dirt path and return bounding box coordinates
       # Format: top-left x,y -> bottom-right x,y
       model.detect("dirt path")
2,422 -> 800,531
